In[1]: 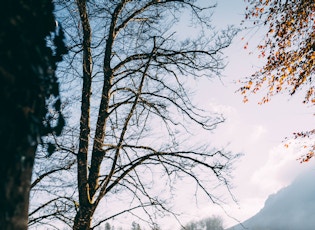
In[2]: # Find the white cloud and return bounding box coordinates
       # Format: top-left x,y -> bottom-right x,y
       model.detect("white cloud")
250,125 -> 267,142
208,100 -> 267,149
251,139 -> 315,194
198,99 -> 315,228
208,100 -> 238,117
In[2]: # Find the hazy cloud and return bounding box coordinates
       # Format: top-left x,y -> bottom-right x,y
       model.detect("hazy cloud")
252,139 -> 315,193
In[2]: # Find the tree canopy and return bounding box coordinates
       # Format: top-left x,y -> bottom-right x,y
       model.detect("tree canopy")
242,0 -> 315,102
181,216 -> 224,230
0,0 -> 66,229
28,0 -> 239,229
241,0 -> 315,161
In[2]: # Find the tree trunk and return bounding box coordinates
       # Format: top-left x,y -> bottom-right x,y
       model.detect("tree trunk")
73,206 -> 94,230
0,145 -> 36,230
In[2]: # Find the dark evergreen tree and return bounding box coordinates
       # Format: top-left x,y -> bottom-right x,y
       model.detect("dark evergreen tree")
181,216 -> 224,230
0,0 -> 66,229
131,221 -> 141,230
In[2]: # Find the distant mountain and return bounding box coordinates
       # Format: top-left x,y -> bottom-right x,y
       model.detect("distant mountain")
228,172 -> 315,230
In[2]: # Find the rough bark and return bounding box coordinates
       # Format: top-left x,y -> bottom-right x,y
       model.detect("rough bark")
73,205 -> 94,230
87,0 -> 127,198
75,0 -> 94,228
0,136 -> 36,230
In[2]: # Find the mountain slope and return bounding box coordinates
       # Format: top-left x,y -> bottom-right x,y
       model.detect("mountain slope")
228,172 -> 315,230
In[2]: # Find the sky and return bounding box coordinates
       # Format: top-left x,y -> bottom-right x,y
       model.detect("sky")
40,1 -> 315,229
162,0 -> 315,229
229,170 -> 315,229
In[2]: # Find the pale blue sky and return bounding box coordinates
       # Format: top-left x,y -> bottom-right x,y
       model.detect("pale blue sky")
202,0 -> 315,228
50,1 -> 315,229
165,0 -> 315,229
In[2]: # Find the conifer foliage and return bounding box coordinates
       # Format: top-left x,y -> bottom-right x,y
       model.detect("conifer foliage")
0,0 -> 66,229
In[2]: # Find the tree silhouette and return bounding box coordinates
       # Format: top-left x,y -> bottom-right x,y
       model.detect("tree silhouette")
29,1 -> 239,229
0,0 -> 66,229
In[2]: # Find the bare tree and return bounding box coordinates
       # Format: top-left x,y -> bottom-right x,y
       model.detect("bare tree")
29,1 -> 239,229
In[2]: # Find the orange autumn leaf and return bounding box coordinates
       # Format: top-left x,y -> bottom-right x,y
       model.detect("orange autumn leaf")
242,0 -> 315,162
